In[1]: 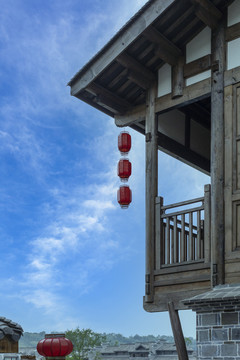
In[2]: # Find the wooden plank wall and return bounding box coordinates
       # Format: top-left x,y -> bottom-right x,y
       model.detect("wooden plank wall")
0,338 -> 18,353
224,82 -> 240,283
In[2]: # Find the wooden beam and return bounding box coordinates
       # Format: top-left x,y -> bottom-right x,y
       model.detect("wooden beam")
155,77 -> 211,114
145,82 -> 158,303
69,0 -> 176,95
116,53 -> 156,89
157,131 -> 210,174
184,54 -> 212,79
211,16 -> 226,286
130,123 -> 210,174
116,53 -> 155,82
172,56 -> 184,98
143,26 -> 182,66
115,77 -> 211,127
191,0 -> 223,29
87,82 -> 132,114
115,104 -> 146,127
168,302 -> 189,360
225,21 -> 240,42
76,91 -> 114,117
180,103 -> 211,130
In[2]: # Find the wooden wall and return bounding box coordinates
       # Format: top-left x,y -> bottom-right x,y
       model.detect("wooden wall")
224,82 -> 240,283
0,338 -> 18,353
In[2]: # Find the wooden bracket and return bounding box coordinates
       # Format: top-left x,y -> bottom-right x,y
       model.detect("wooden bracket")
168,302 -> 189,360
146,132 -> 152,142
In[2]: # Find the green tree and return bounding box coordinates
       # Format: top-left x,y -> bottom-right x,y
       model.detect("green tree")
66,328 -> 106,360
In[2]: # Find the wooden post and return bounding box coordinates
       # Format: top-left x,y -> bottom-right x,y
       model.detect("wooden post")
155,196 -> 163,270
211,17 -> 226,286
168,302 -> 189,360
204,184 -> 211,264
172,56 -> 184,99
145,82 -> 158,303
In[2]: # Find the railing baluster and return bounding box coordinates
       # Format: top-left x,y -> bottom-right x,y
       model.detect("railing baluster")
156,187 -> 210,267
173,216 -> 177,263
197,210 -> 201,260
189,213 -> 193,261
166,217 -> 170,265
181,214 -> 185,262
171,223 -> 174,264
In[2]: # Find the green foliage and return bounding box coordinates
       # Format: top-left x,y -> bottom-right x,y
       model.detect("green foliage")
66,328 -> 106,360
184,337 -> 192,346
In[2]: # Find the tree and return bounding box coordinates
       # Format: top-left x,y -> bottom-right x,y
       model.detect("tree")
66,328 -> 106,360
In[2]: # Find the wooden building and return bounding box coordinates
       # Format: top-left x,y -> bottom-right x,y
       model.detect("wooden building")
69,1 -> 240,357
0,317 -> 23,359
88,342 -> 196,360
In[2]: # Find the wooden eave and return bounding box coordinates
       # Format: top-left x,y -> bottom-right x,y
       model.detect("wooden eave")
69,0 -> 233,173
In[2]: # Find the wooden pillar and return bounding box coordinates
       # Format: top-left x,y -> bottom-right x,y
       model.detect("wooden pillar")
211,17 -> 226,286
145,82 -> 158,303
168,302 -> 189,360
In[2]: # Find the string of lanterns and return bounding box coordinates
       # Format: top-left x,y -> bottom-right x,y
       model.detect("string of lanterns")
117,131 -> 132,209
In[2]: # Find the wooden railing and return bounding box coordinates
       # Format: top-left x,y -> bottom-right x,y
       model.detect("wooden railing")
155,184 -> 211,269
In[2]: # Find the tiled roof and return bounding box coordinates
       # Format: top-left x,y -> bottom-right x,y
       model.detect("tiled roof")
0,317 -> 23,342
184,284 -> 240,309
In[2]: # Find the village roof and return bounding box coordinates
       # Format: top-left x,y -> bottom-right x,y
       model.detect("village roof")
93,341 -> 194,355
68,0 -> 231,119
0,317 -> 23,342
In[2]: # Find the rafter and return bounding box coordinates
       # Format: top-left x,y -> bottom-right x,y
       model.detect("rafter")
143,26 -> 182,66
191,0 -> 222,29
116,53 -> 156,89
87,82 -> 132,114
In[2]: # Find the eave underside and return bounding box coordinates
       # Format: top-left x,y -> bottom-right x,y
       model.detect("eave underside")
69,0 -> 234,174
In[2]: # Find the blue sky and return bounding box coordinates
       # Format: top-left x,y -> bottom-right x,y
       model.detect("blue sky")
0,0 -> 210,337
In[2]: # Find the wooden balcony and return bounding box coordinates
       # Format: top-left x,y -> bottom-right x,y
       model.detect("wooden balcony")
144,184 -> 212,312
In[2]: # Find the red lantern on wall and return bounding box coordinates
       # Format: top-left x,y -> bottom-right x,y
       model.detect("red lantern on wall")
118,159 -> 132,182
37,334 -> 73,359
118,131 -> 131,155
117,185 -> 132,208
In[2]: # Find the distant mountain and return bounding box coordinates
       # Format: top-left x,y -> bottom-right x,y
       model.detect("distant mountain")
20,332 -> 45,348
19,331 -> 195,349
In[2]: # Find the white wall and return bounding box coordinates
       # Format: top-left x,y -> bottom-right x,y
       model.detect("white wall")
158,63 -> 171,97
186,27 -> 211,86
228,0 -> 240,26
227,0 -> 240,70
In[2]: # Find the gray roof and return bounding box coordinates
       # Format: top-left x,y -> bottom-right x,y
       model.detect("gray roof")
0,317 -> 23,342
184,284 -> 240,309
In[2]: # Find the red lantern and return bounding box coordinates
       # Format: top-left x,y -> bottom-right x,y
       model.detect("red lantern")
118,159 -> 132,182
37,334 -> 73,358
118,132 -> 131,155
117,185 -> 132,209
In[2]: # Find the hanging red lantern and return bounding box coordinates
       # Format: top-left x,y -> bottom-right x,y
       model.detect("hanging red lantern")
118,131 -> 131,155
118,159 -> 132,182
117,185 -> 132,209
37,334 -> 73,359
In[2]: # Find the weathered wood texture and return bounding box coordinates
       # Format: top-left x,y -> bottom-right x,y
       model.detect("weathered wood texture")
0,338 -> 18,353
69,0 -> 176,95
144,187 -> 211,312
191,0 -> 223,29
225,21 -> 240,42
145,83 -> 158,303
115,77 -> 211,128
172,57 -> 184,98
211,17 -> 226,286
224,83 -> 240,284
168,302 -> 189,360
